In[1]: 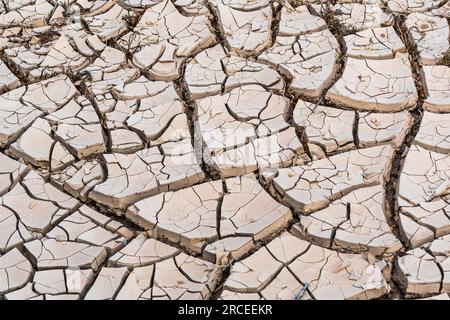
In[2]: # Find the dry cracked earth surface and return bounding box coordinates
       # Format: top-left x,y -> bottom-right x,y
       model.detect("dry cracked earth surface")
0,0 -> 449,301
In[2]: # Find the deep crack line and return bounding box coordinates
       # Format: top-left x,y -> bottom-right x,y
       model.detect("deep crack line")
381,11 -> 430,251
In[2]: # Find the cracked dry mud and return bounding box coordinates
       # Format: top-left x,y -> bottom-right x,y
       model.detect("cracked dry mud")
0,0 -> 449,301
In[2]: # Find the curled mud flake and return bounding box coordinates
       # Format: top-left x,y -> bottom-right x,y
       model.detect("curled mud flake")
47,205 -> 132,253
211,127 -> 309,177
396,235 -> 450,296
84,266 -> 129,300
127,174 -> 291,258
344,27 -> 406,60
296,185 -> 403,257
195,84 -> 307,176
431,1 -> 450,17
0,249 -> 33,295
278,5 -> 327,36
50,159 -> 104,201
357,111 -> 408,147
269,145 -> 393,214
388,0 -> 445,13
109,234 -> 179,267
173,0 -> 208,15
223,231 -> 390,300
125,84 -> 190,146
394,248 -> 442,297
415,111 -> 450,153
118,0 -> 215,80
422,65 -> 450,112
83,3 -> 136,41
24,237 -> 107,271
5,263 -> 96,299
0,61 -> 20,93
90,143 -> 204,209
21,75 -> 79,113
418,293 -> 450,300
405,13 -> 449,65
114,241 -> 220,300
110,129 -> 144,153
0,0 -> 54,28
294,100 -> 355,155
0,152 -> 28,197
209,0 -> 273,55
332,3 -> 394,33
126,182 -> 223,253
223,245 -> 284,293
46,96 -> 107,158
185,44 -> 284,99
398,145 -> 450,247
81,46 -> 140,104
0,0 -> 450,301
1,170 -> 78,234
259,30 -> 340,99
220,175 -> 292,241
4,32 -> 94,82
0,205 -> 33,254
